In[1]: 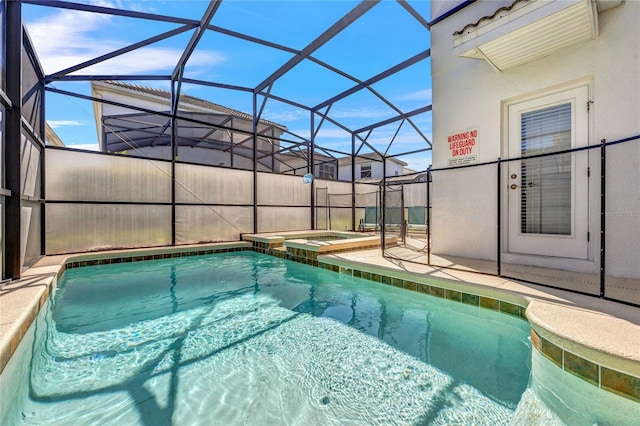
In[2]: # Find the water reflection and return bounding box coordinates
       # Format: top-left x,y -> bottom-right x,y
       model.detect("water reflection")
9,252 -> 530,425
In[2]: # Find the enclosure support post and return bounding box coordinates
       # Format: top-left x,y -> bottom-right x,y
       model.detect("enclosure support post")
426,168 -> 431,265
4,0 -> 23,279
271,126 -> 280,173
400,184 -> 405,245
600,139 -> 606,298
496,158 -> 501,276
381,159 -> 386,253
230,117 -> 234,168
351,133 -> 356,231
252,92 -> 258,233
40,80 -> 46,256
310,111 -> 315,230
327,190 -> 332,231
170,81 -> 177,246
326,190 -> 330,230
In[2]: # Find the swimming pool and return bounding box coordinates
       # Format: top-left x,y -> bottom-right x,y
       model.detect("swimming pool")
0,252 -> 635,425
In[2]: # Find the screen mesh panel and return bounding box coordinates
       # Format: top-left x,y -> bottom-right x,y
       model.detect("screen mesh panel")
21,132 -> 41,198
257,207 -> 309,233
176,163 -> 252,205
605,141 -> 640,305
175,206 -> 253,244
46,149 -> 171,203
20,202 -> 40,268
257,172 -> 310,206
46,204 -> 172,254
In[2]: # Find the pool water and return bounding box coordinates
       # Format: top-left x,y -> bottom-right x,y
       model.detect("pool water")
1,252 -> 565,425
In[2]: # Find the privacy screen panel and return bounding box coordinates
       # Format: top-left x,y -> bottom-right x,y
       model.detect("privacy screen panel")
46,203 -> 171,255
46,149 -> 171,203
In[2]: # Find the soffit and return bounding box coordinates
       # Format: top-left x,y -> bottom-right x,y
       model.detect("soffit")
453,0 -> 598,71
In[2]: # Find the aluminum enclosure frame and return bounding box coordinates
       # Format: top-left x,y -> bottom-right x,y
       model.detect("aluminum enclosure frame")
3,0 -> 434,280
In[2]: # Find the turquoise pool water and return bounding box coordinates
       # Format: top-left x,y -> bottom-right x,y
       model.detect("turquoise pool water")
2,251 -> 628,425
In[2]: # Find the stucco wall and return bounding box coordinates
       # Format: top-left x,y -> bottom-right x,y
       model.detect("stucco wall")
430,0 -> 640,276
338,159 -> 405,181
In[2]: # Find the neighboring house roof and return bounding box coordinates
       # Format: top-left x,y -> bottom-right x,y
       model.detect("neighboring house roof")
278,151 -> 411,176
356,172 -> 429,185
92,80 -> 287,131
44,122 -> 65,147
282,151 -> 408,167
337,152 -> 408,167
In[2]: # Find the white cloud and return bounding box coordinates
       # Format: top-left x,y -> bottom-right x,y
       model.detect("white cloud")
316,128 -> 353,139
331,107 -> 395,119
366,129 -> 431,152
285,128 -> 310,139
288,120 -> 432,144
262,109 -> 308,123
365,129 -> 433,148
262,106 -> 394,124
47,120 -> 86,128
26,5 -> 225,76
397,153 -> 432,172
288,127 -> 355,141
312,141 -> 352,153
396,89 -> 432,103
114,1 -> 159,14
66,143 -> 100,151
78,48 -> 225,76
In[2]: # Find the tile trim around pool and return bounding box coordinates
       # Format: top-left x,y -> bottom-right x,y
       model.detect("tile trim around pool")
314,260 -> 528,321
531,328 -> 640,403
62,246 -> 251,271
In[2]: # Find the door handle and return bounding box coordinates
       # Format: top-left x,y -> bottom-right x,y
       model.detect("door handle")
511,182 -> 537,189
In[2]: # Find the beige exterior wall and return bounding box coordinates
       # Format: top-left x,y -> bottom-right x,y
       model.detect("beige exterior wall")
430,0 -> 640,276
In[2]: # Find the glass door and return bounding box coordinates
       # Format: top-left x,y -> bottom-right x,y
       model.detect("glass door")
507,86 -> 589,259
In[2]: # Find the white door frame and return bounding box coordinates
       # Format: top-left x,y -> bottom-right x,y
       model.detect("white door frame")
505,85 -> 591,260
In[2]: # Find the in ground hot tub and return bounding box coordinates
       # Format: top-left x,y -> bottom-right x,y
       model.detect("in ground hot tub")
242,230 -> 397,264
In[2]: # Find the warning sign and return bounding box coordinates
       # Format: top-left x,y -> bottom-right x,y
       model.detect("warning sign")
446,127 -> 478,167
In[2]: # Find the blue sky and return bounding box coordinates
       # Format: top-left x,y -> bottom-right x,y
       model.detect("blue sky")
24,0 -> 433,171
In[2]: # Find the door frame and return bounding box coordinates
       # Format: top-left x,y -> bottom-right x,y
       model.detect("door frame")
501,80 -> 595,264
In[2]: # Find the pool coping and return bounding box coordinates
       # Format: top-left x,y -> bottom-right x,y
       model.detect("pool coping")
1,242 -> 639,404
